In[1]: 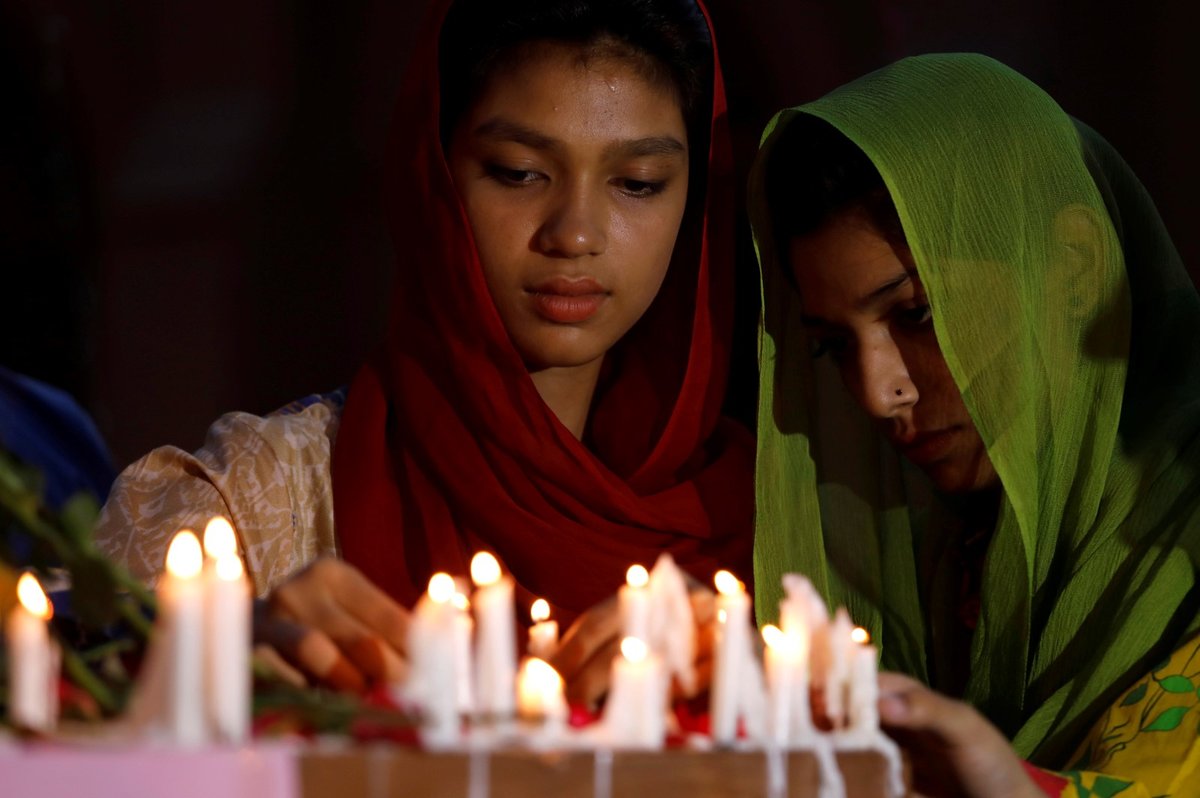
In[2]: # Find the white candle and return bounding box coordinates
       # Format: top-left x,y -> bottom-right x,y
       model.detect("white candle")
528,598 -> 558,661
159,529 -> 208,746
825,607 -> 853,729
618,564 -> 651,642
5,572 -> 59,732
407,572 -> 461,746
470,552 -> 516,718
603,637 -> 667,748
710,569 -> 751,745
516,656 -> 567,727
763,623 -> 813,746
202,516 -> 250,744
847,630 -> 879,734
451,590 -> 476,715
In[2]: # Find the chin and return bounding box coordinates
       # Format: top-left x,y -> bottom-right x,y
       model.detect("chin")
925,459 -> 999,495
516,337 -> 612,372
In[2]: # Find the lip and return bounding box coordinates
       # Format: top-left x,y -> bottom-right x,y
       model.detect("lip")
528,276 -> 609,324
898,427 -> 960,465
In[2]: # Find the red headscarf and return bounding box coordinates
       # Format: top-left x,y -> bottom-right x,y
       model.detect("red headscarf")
332,0 -> 752,626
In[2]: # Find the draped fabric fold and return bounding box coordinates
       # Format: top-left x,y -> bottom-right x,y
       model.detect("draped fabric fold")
332,0 -> 752,627
749,54 -> 1200,765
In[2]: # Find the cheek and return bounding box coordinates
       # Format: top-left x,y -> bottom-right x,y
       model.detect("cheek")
613,200 -> 685,294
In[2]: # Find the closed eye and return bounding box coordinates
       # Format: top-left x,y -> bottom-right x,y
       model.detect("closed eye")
485,164 -> 543,187
810,334 -> 849,360
615,177 -> 667,198
896,302 -> 932,328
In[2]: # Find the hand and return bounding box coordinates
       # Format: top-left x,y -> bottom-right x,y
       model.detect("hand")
877,672 -> 1043,798
254,557 -> 410,693
549,587 -> 716,708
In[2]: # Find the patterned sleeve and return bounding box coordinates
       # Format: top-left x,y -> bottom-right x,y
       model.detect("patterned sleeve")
1032,633 -> 1200,798
93,398 -> 342,597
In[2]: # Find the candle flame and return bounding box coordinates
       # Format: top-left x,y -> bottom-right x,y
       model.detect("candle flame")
714,569 -> 741,596
620,636 -> 648,663
452,592 -> 470,612
531,598 -> 550,623
761,624 -> 785,650
625,564 -> 649,588
165,530 -> 203,579
428,572 -> 455,604
850,626 -> 871,645
470,552 -> 502,587
203,516 -> 238,559
16,572 -> 52,620
522,657 -> 563,688
215,553 -> 244,582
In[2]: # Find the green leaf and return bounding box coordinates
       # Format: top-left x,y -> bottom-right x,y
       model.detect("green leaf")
1159,674 -> 1194,693
1143,705 -> 1189,732
1089,776 -> 1133,797
1120,682 -> 1147,706
59,493 -> 101,548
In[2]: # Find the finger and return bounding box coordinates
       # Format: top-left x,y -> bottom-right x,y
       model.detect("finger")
564,635 -> 622,708
258,611 -> 366,693
323,560 -> 412,656
877,671 -> 979,741
252,643 -> 309,688
551,600 -> 622,684
345,635 -> 408,684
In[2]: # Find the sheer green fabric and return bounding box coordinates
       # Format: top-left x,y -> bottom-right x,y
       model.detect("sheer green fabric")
749,54 -> 1200,765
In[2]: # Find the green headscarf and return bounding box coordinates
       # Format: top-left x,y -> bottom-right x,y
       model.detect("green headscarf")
750,53 -> 1200,765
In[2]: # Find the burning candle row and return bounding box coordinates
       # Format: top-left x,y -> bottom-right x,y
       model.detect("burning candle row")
403,552 -> 567,747
150,518 -> 251,745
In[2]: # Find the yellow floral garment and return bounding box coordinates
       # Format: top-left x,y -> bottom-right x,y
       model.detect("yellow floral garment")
1044,633 -> 1200,797
93,391 -> 344,597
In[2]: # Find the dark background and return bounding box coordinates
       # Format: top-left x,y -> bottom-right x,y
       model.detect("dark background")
3,0 -> 1196,468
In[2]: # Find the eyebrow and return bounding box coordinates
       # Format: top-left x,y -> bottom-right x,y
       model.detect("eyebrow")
798,273 -> 912,327
471,117 -> 686,159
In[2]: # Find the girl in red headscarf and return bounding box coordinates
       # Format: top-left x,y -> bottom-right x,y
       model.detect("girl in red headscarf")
95,0 -> 752,696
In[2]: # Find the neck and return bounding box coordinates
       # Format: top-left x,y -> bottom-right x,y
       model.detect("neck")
529,358 -> 604,440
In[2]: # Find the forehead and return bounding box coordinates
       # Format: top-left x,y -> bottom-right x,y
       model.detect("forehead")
788,218 -> 915,310
462,43 -> 687,144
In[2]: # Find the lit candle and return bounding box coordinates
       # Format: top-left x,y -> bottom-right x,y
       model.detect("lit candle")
618,564 -> 651,642
470,552 -> 516,718
159,529 -> 207,746
825,607 -> 853,729
528,598 -> 558,661
451,589 -> 475,715
5,572 -> 59,732
603,637 -> 667,749
847,628 -> 879,734
406,572 -> 461,746
710,569 -> 752,745
516,656 -> 567,728
764,621 -> 813,745
202,516 -> 250,744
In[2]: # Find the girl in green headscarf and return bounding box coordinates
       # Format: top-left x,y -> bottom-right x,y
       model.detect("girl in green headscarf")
751,54 -> 1200,797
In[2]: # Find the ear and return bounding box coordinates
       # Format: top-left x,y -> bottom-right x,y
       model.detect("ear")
1050,204 -> 1110,319
1052,204 -> 1107,262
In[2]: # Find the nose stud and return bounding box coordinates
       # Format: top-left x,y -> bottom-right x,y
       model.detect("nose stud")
895,388 -> 904,396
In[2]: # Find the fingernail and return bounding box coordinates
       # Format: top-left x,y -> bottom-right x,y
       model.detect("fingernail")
324,655 -> 367,694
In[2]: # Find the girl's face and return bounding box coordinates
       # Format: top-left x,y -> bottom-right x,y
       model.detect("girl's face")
447,43 -> 690,371
788,214 -> 999,494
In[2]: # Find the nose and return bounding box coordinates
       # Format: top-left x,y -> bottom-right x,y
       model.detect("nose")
848,333 -> 918,419
536,185 -> 606,258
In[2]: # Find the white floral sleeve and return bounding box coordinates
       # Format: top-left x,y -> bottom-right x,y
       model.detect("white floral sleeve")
93,396 -> 342,597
